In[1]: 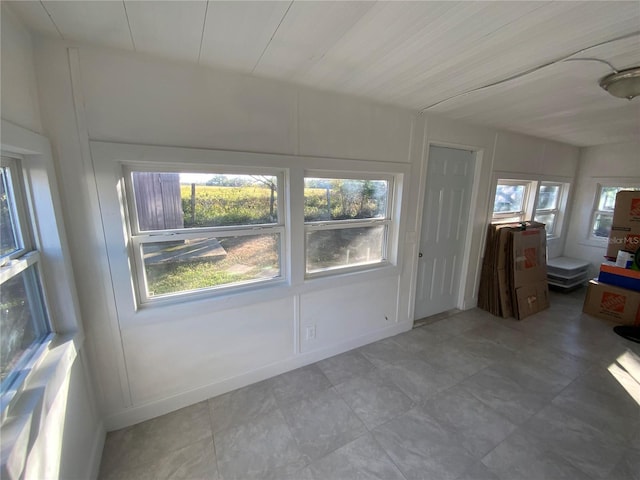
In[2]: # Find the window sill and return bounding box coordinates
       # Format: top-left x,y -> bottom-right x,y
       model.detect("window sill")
1,334 -> 79,479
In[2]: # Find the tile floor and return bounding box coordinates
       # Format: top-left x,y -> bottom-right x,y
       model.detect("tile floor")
98,289 -> 640,480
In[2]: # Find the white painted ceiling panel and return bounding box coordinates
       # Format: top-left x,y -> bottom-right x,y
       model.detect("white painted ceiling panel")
5,0 -> 61,38
6,0 -> 640,147
42,0 -> 133,50
199,1 -> 291,72
253,1 -> 376,79
124,0 -> 207,63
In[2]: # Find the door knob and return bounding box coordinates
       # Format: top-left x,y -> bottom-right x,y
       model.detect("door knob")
418,252 -> 423,258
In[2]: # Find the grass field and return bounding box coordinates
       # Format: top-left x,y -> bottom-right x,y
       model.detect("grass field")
145,234 -> 280,296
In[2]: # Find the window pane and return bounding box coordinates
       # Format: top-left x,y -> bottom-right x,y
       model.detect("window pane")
598,187 -> 622,211
592,213 -> 613,238
0,166 -> 21,258
598,186 -> 640,211
1,265 -> 50,390
306,225 -> 386,273
493,184 -> 525,214
534,212 -> 556,234
304,178 -> 388,222
142,234 -> 281,297
132,172 -> 278,231
536,184 -> 560,210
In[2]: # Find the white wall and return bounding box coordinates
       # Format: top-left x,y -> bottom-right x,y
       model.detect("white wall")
1,5 -> 43,134
30,37 -> 581,430
563,141 -> 640,275
1,7 -> 102,479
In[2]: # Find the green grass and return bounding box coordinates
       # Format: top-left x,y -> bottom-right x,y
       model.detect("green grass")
145,235 -> 279,296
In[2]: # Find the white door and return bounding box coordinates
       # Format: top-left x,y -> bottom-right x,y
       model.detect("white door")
414,146 -> 475,320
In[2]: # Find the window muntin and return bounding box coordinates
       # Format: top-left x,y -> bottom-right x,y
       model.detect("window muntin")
126,169 -> 284,303
0,157 -> 52,394
304,176 -> 391,275
591,185 -> 640,238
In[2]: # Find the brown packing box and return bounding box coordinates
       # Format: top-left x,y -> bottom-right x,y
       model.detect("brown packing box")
583,279 -> 640,325
606,191 -> 640,260
511,225 -> 547,288
515,281 -> 550,320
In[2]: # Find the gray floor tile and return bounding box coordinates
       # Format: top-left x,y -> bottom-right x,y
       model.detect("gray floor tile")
481,431 -> 592,480
281,388 -> 367,460
606,448 -> 640,480
456,462 -> 500,480
100,437 -> 218,480
523,404 -> 627,478
308,434 -> 406,480
208,380 -> 278,433
462,321 -> 532,352
357,338 -> 418,368
99,402 -> 213,477
388,326 -> 444,354
513,342 -> 594,380
485,355 -> 573,396
455,367 -> 554,425
270,364 -> 332,406
214,409 -> 307,480
378,357 -> 464,403
552,381 -> 640,444
335,369 -> 414,430
317,350 -> 375,386
443,334 -> 514,368
418,337 -> 492,378
373,407 -> 476,480
421,309 -> 493,338
423,385 -> 517,459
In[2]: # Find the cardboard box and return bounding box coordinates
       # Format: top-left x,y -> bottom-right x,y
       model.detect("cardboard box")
606,191 -> 640,260
515,281 -> 550,320
511,226 -> 547,288
583,279 -> 640,325
598,263 -> 640,292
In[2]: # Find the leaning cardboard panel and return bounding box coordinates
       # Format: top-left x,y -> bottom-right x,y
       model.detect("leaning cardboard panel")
583,279 -> 640,325
511,225 -> 547,288
515,281 -> 550,320
606,191 -> 640,260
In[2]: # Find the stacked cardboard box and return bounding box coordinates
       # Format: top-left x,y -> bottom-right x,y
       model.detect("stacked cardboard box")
606,191 -> 640,260
583,191 -> 640,325
478,222 -> 549,320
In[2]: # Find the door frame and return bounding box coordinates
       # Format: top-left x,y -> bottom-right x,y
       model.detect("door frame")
412,141 -> 484,321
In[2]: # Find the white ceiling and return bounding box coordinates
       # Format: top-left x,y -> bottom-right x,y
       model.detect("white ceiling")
8,0 -> 640,147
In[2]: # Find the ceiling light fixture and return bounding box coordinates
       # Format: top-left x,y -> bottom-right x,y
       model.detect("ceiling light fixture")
599,67 -> 640,100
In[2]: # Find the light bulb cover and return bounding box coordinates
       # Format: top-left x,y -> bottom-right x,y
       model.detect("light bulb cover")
599,67 -> 640,100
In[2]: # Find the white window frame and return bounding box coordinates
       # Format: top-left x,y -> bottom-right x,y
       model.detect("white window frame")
491,179 -> 537,224
533,181 -> 565,238
122,165 -> 287,305
1,120 -> 85,478
491,176 -> 570,239
590,183 -> 640,242
0,155 -> 54,403
304,172 -> 394,278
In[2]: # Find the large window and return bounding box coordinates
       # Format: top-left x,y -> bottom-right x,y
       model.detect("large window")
304,175 -> 391,275
591,185 -> 640,239
0,157 -> 52,394
492,178 -> 569,237
125,169 -> 284,303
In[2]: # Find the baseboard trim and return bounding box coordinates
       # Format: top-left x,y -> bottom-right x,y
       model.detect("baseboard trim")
103,321 -> 412,431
